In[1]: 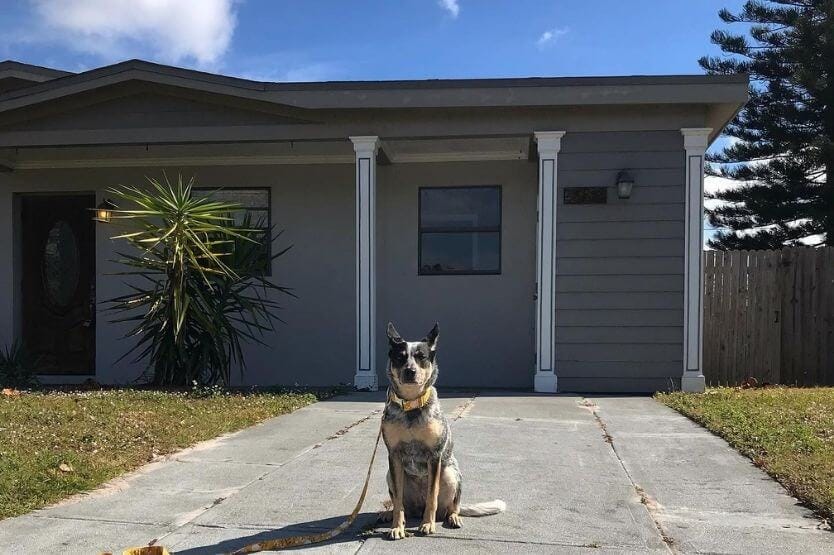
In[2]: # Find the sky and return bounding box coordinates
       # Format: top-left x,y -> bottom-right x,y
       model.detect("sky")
0,0 -> 748,241
0,1 -> 747,81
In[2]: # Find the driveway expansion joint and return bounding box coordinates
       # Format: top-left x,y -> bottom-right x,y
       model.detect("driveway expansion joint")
581,397 -> 678,554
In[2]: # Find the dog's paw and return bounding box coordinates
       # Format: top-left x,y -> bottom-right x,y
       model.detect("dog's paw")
417,521 -> 436,535
388,525 -> 406,540
444,513 -> 463,528
377,510 -> 393,523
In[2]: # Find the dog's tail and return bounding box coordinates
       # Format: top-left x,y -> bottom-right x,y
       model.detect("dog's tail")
458,499 -> 506,517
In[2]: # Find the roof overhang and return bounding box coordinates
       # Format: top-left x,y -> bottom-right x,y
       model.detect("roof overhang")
0,59 -> 748,114
0,59 -> 748,152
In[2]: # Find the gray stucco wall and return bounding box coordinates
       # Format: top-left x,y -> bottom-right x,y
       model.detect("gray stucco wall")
377,161 -> 537,389
555,131 -> 685,392
0,164 -> 356,387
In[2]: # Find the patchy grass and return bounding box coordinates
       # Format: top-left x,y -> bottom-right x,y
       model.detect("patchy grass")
0,389 -> 318,520
657,387 -> 834,522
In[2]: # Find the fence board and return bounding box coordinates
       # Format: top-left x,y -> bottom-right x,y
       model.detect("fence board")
703,247 -> 834,386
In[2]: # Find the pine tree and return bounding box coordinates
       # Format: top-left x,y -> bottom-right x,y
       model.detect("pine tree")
702,1 -> 834,249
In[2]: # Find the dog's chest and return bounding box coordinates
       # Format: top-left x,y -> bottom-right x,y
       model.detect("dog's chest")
383,412 -> 446,477
382,414 -> 444,451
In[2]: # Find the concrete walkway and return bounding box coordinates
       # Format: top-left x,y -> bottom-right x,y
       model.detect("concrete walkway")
1,392 -> 832,554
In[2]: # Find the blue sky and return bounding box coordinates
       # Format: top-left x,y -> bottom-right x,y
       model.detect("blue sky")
1,0 -> 745,241
1,1 -> 746,81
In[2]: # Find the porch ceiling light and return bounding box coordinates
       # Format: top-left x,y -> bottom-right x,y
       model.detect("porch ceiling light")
616,171 -> 634,199
94,199 -> 116,223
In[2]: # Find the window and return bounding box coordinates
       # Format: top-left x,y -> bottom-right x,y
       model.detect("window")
418,186 -> 501,275
194,188 -> 271,275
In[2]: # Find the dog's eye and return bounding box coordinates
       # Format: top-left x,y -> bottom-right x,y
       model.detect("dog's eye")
413,352 -> 425,361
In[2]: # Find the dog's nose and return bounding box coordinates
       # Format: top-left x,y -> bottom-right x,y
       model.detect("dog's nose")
404,367 -> 417,382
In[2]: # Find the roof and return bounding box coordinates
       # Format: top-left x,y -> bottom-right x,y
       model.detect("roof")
0,60 -> 74,82
0,58 -> 748,112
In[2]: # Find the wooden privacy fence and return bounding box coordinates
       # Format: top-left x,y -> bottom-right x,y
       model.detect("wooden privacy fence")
703,247 -> 834,386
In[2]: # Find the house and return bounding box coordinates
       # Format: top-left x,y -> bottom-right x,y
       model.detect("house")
0,59 -> 748,393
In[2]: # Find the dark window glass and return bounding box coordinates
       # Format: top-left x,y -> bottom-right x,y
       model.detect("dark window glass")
419,186 -> 501,275
43,220 -> 80,308
194,188 -> 271,275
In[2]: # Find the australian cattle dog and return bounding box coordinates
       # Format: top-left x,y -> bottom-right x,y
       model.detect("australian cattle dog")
380,322 -> 505,539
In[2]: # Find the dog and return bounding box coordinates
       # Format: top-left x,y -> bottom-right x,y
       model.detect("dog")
380,322 -> 506,540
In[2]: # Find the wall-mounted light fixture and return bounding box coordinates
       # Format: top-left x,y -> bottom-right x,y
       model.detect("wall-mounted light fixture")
616,171 -> 634,199
94,199 -> 116,223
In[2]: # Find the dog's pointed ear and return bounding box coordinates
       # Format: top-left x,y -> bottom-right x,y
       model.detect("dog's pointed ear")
425,323 -> 439,351
387,322 -> 404,345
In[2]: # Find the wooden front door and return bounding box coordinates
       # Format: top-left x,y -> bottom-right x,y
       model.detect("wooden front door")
21,194 -> 95,375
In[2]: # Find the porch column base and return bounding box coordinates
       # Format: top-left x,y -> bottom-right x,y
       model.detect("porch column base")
534,371 -> 558,393
354,371 -> 378,391
681,373 -> 705,393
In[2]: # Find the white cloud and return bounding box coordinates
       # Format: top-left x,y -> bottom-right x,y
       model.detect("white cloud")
537,27 -> 568,49
29,0 -> 238,67
438,0 -> 460,18
239,62 -> 343,83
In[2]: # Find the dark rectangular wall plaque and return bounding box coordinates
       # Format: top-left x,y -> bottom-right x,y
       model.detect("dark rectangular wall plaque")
564,187 -> 607,204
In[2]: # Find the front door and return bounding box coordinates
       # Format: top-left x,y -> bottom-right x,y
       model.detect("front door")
21,194 -> 96,375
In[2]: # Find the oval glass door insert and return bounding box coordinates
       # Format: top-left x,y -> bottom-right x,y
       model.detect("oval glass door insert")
42,220 -> 80,308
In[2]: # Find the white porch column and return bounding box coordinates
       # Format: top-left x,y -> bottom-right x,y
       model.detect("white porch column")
681,128 -> 711,393
533,131 -> 565,393
350,136 -> 379,390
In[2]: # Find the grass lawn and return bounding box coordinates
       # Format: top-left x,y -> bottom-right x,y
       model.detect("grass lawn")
0,389 -> 318,520
657,387 -> 834,522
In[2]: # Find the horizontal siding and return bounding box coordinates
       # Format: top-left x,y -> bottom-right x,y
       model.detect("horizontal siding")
558,221 -> 684,240
556,257 -> 683,276
555,292 -> 682,310
557,344 -> 682,362
557,184 -> 684,205
558,203 -> 683,223
556,326 -> 682,344
558,362 -> 681,379
558,376 -> 680,393
553,131 -> 685,390
561,168 -> 684,189
559,131 -> 684,153
557,275 -> 682,293
559,151 -> 682,172
559,238 -> 683,258
556,309 -> 683,327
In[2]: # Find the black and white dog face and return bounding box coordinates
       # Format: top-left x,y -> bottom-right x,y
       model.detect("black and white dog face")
386,322 -> 439,400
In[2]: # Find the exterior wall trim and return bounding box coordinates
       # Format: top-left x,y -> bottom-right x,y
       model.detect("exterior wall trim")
681,127 -> 711,393
11,155 -> 356,169
533,131 -> 565,393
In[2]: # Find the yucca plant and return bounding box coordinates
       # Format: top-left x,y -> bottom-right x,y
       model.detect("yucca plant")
0,341 -> 39,389
105,174 -> 291,386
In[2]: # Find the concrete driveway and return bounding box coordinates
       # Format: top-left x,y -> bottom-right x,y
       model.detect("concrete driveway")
1,392 -> 832,554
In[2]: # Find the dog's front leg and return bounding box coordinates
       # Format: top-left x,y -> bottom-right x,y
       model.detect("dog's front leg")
418,457 -> 442,535
388,456 -> 407,540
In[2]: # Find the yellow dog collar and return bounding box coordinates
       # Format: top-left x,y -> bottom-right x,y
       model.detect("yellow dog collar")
388,387 -> 434,411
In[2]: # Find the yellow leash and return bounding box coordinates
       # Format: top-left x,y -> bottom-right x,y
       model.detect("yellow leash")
229,417 -> 383,554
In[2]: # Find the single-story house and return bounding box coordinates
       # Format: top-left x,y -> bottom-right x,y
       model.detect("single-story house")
0,59 -> 748,393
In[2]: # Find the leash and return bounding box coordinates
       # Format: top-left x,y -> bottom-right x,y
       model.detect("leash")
229,415 -> 384,554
